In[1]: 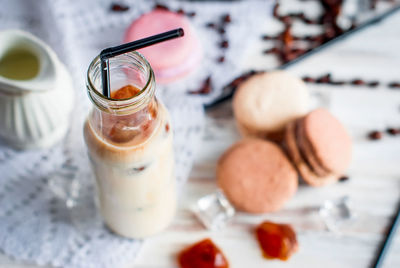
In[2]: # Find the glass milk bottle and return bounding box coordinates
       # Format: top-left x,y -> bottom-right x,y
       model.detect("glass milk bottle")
84,52 -> 176,238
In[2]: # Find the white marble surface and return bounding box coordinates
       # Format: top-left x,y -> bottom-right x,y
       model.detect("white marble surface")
2,4 -> 400,268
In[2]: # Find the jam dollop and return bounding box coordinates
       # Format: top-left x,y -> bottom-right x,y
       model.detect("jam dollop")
111,85 -> 140,99
178,238 -> 229,268
255,221 -> 298,261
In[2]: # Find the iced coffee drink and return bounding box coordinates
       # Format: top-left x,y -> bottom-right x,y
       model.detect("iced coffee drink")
84,52 -> 176,238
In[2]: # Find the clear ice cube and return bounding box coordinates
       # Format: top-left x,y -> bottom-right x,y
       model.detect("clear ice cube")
193,191 -> 235,231
319,196 -> 355,233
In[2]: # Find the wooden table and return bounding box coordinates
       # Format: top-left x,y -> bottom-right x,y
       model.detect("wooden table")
2,4 -> 400,268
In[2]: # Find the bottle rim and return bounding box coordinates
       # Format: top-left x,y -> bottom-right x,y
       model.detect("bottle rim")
86,51 -> 155,113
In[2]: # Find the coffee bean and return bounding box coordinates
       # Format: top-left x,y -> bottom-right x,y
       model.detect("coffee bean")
331,81 -> 346,85
230,77 -> 245,88
218,27 -> 226,34
291,48 -> 306,55
189,76 -> 212,95
386,128 -> 400,135
110,3 -> 129,12
217,56 -> 225,63
222,14 -> 232,24
316,73 -> 331,83
229,71 -> 261,89
176,8 -> 185,15
282,26 -> 293,46
339,176 -> 349,182
187,12 -> 196,17
263,47 -> 280,54
388,82 -> 400,88
302,76 -> 315,83
367,81 -> 379,87
310,35 -> 324,43
154,3 -> 169,11
280,15 -> 292,25
304,18 -> 318,24
368,131 -> 383,140
281,51 -> 298,62
324,26 -> 336,40
206,22 -> 216,29
262,35 -> 273,40
351,79 -> 365,85
220,40 -> 229,49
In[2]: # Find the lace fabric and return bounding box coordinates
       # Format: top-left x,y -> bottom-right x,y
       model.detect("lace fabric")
0,0 -> 271,267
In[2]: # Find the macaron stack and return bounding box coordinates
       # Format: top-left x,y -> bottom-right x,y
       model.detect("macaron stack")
124,9 -> 202,84
217,70 -> 352,214
285,108 -> 352,186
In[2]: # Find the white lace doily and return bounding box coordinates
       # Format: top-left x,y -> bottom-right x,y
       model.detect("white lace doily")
0,0 -> 272,267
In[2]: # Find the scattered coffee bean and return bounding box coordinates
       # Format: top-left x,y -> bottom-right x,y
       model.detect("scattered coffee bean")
228,70 -> 262,89
177,8 -> 185,15
388,82 -> 400,88
220,40 -> 229,49
282,25 -> 293,46
217,56 -> 225,63
316,73 -> 331,83
280,15 -> 292,26
302,76 -> 315,83
331,80 -> 346,85
339,176 -> 349,182
368,131 -> 383,140
110,3 -> 130,12
367,81 -> 379,87
303,17 -> 318,24
386,128 -> 400,135
187,11 -> 196,17
298,74 -> 400,89
189,76 -> 212,95
222,14 -> 232,24
263,47 -> 280,54
262,35 -> 276,40
351,79 -> 365,85
154,3 -> 169,11
218,27 -> 226,34
206,22 -> 216,29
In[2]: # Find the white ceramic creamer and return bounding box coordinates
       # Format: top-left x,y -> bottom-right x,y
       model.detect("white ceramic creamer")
0,30 -> 74,149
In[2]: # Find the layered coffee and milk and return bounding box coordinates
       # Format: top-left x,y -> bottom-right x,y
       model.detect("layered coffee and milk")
84,81 -> 176,238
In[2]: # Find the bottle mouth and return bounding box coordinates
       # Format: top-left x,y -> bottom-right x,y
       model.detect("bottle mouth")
86,51 -> 155,114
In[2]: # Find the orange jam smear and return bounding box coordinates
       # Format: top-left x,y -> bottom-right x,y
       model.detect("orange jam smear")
255,221 -> 298,261
178,238 -> 229,268
111,85 -> 141,99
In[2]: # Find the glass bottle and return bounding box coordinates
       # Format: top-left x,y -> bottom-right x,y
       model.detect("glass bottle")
84,52 -> 175,238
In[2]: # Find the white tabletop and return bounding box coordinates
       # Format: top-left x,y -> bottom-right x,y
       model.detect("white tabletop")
2,4 -> 400,268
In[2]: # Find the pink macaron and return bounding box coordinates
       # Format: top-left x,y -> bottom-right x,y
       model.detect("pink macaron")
124,9 -> 202,84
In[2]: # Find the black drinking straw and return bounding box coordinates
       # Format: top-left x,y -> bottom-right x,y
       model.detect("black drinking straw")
100,28 -> 184,98
371,198 -> 400,268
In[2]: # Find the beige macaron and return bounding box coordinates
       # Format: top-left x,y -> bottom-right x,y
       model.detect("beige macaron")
217,138 -> 298,213
233,71 -> 309,141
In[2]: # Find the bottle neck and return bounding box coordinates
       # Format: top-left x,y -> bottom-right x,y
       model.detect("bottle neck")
86,52 -> 156,115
